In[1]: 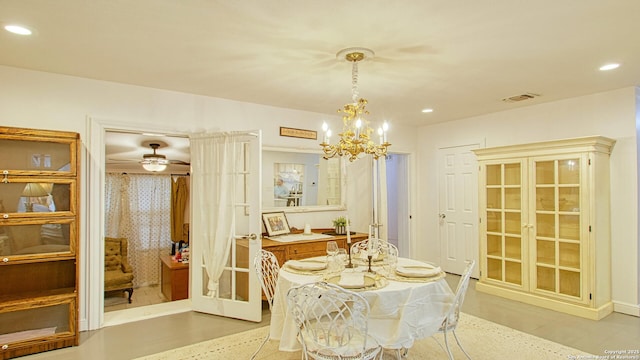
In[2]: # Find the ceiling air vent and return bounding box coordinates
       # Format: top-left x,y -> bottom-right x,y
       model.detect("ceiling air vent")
502,92 -> 541,103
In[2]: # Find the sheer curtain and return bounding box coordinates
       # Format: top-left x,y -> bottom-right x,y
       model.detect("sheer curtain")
190,132 -> 241,297
105,173 -> 172,287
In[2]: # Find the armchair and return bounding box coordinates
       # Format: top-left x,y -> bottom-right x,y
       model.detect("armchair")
104,237 -> 134,303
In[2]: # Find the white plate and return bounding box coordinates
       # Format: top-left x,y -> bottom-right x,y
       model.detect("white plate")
395,264 -> 442,278
286,259 -> 327,271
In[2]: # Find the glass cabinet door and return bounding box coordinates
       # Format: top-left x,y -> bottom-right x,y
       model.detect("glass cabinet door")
0,179 -> 76,217
484,161 -> 524,287
0,137 -> 77,175
533,156 -> 582,298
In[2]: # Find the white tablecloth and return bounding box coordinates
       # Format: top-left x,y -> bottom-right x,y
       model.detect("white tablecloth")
269,258 -> 455,351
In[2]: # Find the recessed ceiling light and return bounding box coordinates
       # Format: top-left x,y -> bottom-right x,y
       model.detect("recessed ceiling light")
599,63 -> 620,71
4,24 -> 32,35
421,108 -> 434,113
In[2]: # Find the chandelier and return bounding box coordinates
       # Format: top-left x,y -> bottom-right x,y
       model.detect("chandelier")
320,47 -> 390,161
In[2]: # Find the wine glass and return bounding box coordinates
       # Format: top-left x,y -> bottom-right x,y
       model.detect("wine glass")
387,246 -> 398,275
326,241 -> 339,257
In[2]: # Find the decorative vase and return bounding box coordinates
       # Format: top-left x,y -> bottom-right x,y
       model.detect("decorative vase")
335,225 -> 346,235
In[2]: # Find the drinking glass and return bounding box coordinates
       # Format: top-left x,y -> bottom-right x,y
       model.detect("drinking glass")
387,246 -> 398,275
337,248 -> 348,267
326,241 -> 339,257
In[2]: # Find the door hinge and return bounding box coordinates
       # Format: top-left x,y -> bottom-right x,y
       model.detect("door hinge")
588,158 -> 591,165
589,293 -> 592,300
589,225 -> 592,232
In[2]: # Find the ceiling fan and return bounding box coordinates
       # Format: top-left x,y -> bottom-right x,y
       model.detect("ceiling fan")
140,142 -> 189,172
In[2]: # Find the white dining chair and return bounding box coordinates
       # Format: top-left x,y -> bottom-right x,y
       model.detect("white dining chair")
436,260 -> 475,360
250,249 -> 280,360
350,238 -> 396,258
286,281 -> 383,360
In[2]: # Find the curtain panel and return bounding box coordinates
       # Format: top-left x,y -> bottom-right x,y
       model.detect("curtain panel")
105,173 -> 172,287
190,132 -> 244,297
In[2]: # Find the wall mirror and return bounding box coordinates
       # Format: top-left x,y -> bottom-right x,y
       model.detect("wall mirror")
262,147 -> 345,212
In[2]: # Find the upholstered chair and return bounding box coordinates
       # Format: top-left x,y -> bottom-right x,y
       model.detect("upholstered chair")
104,237 -> 134,303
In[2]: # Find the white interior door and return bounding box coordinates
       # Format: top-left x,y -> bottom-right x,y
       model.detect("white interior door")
438,144 -> 479,276
189,130 -> 262,322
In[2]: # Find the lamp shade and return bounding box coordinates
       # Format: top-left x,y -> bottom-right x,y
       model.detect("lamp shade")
22,183 -> 49,197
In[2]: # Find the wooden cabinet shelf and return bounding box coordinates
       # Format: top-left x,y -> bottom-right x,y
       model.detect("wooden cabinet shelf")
0,126 -> 80,359
474,136 -> 614,320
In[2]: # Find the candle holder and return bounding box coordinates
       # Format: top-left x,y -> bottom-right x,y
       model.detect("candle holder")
345,244 -> 355,268
367,255 -> 375,273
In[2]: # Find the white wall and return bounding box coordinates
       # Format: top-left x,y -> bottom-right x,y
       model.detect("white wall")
0,65 -> 418,329
417,87 -> 639,316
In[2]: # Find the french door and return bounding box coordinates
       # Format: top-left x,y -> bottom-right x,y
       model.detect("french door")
189,130 -> 262,322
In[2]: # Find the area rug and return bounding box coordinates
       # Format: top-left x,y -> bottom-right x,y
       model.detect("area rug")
134,313 -> 594,359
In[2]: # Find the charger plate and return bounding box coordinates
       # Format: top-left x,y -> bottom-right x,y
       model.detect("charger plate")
395,264 -> 442,278
386,270 -> 446,283
286,259 -> 327,271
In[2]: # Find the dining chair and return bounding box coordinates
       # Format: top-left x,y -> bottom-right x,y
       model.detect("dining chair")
436,260 -> 476,360
286,281 -> 383,360
350,238 -> 394,258
250,249 -> 281,360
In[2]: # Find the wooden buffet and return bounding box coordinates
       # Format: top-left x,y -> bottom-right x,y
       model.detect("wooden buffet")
237,229 -> 368,301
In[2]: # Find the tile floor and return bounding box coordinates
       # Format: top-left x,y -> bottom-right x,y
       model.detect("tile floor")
22,275 -> 640,360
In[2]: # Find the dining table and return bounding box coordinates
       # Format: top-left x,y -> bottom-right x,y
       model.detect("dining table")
268,255 -> 455,352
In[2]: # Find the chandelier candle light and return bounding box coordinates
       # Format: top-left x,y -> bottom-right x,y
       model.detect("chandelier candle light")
320,47 -> 391,161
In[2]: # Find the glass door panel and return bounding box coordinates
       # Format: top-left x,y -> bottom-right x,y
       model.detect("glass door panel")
535,161 -> 555,184
487,234 -> 502,257
558,159 -> 580,184
559,214 -> 580,240
559,187 -> 580,212
505,261 -> 522,285
536,213 -> 555,238
559,270 -> 580,297
487,258 -> 502,280
486,164 -> 501,186
504,164 -> 521,185
504,236 -> 521,259
558,242 -> 580,268
486,211 -> 502,233
486,188 -> 501,209
504,212 -> 521,234
536,240 -> 555,265
536,266 -> 555,292
504,188 -> 520,209
536,187 -> 555,211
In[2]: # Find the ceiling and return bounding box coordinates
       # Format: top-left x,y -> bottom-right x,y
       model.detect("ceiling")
2,1 -> 640,171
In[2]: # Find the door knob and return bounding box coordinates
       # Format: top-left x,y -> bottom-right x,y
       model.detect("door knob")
439,213 -> 446,219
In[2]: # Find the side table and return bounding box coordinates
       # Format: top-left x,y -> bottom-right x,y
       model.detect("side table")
160,253 -> 189,301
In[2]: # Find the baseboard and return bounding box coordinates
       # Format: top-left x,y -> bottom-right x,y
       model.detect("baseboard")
476,282 -> 613,320
612,300 -> 640,317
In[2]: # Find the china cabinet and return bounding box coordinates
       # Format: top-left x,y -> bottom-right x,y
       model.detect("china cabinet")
0,126 -> 80,358
473,136 -> 615,320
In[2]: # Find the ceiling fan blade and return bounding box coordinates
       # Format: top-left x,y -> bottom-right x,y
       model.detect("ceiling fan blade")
107,158 -> 139,163
169,160 -> 190,165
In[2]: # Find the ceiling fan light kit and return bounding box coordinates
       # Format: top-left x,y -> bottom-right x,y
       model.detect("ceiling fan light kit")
141,143 -> 169,172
